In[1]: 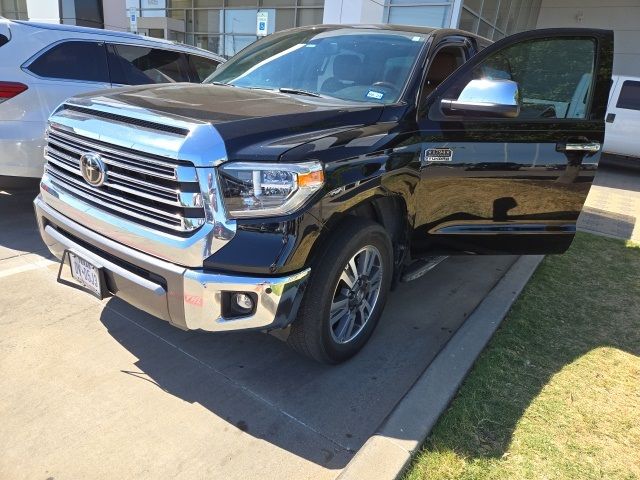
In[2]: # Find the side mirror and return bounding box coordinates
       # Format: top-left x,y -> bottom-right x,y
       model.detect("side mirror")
441,79 -> 521,118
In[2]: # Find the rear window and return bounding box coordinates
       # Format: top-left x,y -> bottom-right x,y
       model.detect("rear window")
27,41 -> 109,83
107,44 -> 190,85
616,80 -> 640,111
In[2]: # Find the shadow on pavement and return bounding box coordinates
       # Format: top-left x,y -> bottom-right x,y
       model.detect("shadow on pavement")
0,187 -> 49,261
98,255 -> 516,468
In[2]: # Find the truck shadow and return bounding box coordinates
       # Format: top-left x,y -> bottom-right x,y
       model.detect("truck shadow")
97,254 -> 517,469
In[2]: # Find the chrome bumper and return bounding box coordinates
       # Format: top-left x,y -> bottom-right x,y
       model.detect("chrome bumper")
34,195 -> 310,332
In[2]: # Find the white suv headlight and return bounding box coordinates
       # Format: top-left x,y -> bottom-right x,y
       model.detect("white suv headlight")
218,161 -> 324,219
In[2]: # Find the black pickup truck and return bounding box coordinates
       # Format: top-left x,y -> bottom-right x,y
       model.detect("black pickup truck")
35,25 -> 613,363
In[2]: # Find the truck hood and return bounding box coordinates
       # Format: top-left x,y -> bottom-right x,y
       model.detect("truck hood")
72,83 -> 386,162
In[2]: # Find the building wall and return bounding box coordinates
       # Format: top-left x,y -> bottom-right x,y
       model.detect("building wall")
460,0 -> 542,40
537,0 -> 640,77
322,0 -> 384,24
24,0 -> 60,23
0,0 -> 28,19
103,0 -> 129,32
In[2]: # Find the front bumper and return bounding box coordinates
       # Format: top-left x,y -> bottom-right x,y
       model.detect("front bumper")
34,195 -> 310,332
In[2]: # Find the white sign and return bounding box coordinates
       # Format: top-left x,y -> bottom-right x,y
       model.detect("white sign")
257,11 -> 268,37
129,7 -> 138,32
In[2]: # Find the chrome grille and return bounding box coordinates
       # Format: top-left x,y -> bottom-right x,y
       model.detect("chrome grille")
44,125 -> 205,233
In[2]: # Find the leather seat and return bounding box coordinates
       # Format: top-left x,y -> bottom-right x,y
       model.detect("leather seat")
321,54 -> 362,94
423,51 -> 460,97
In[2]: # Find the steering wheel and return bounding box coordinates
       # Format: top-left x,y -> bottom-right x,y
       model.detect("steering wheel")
371,81 -> 400,96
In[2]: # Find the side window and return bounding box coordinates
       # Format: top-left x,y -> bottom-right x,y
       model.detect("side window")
616,81 -> 640,111
187,55 -> 221,82
439,37 -> 597,120
423,45 -> 466,98
27,41 -> 109,83
107,44 -> 189,85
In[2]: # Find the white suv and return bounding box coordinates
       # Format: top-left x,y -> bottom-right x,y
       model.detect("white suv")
0,18 -> 224,184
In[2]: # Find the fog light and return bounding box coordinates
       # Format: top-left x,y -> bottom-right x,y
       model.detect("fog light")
233,293 -> 254,311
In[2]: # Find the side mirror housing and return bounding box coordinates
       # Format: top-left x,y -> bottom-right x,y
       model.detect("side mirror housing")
441,79 -> 521,118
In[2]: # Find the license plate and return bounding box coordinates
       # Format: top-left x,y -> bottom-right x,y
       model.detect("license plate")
69,252 -> 102,297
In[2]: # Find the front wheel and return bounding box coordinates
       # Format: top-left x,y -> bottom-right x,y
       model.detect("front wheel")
287,218 -> 393,363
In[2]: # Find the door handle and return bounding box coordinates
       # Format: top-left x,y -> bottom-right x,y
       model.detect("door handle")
606,113 -> 616,123
556,141 -> 601,153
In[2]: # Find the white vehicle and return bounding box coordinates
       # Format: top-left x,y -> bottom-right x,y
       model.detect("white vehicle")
0,18 -> 224,185
603,75 -> 640,161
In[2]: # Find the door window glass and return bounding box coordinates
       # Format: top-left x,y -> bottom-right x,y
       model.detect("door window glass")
188,55 -> 221,82
616,80 -> 640,111
108,45 -> 189,85
27,41 -> 109,82
440,37 -> 596,119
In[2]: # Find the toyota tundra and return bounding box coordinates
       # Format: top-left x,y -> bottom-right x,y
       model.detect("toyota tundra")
34,25 -> 613,363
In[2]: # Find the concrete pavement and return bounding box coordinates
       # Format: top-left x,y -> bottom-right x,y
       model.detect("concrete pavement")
0,189 -> 515,480
579,165 -> 640,243
1,164 -> 638,479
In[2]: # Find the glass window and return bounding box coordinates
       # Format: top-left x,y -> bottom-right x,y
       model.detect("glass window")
516,1 -> 532,31
226,0 -> 258,6
506,0 -> 521,33
195,34 -> 223,55
459,8 -> 478,33
147,28 -> 165,38
108,45 -> 190,85
481,0 -> 499,24
441,37 -> 597,119
463,0 -> 482,14
188,54 -> 221,81
298,0 -> 323,5
260,0 -> 295,5
224,35 -> 258,57
194,0 -> 222,6
225,9 -> 258,34
207,28 -> 428,104
168,8 -> 186,21
168,30 -> 186,43
169,0 -> 193,7
387,5 -> 449,28
275,8 -> 295,30
28,41 -> 109,83
296,8 -> 323,26
477,20 -> 493,38
194,9 -> 221,32
496,0 -> 510,31
616,81 -> 640,111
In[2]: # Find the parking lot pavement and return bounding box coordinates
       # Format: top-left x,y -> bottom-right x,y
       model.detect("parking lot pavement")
0,190 -> 516,480
579,166 -> 640,243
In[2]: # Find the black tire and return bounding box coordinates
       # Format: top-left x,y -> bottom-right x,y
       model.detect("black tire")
287,217 -> 393,364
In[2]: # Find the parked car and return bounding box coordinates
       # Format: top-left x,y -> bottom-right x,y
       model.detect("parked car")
34,25 -> 613,363
602,75 -> 640,168
0,18 -> 224,186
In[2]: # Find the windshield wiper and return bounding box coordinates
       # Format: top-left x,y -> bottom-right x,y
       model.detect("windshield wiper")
278,87 -> 322,98
208,81 -> 235,87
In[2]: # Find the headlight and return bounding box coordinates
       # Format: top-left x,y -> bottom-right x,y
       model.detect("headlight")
218,161 -> 324,218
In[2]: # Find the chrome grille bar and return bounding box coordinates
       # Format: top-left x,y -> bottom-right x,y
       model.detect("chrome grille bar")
44,124 -> 206,233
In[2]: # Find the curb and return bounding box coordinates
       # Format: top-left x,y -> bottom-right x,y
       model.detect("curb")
337,255 -> 544,480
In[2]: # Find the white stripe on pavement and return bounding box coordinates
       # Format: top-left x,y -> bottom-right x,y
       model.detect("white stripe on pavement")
0,258 -> 56,279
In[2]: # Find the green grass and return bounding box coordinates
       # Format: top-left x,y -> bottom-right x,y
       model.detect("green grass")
404,233 -> 640,480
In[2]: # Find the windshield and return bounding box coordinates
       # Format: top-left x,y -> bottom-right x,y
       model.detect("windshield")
205,28 -> 429,104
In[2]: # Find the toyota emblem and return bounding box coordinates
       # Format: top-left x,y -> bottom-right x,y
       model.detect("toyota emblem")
80,152 -> 106,187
